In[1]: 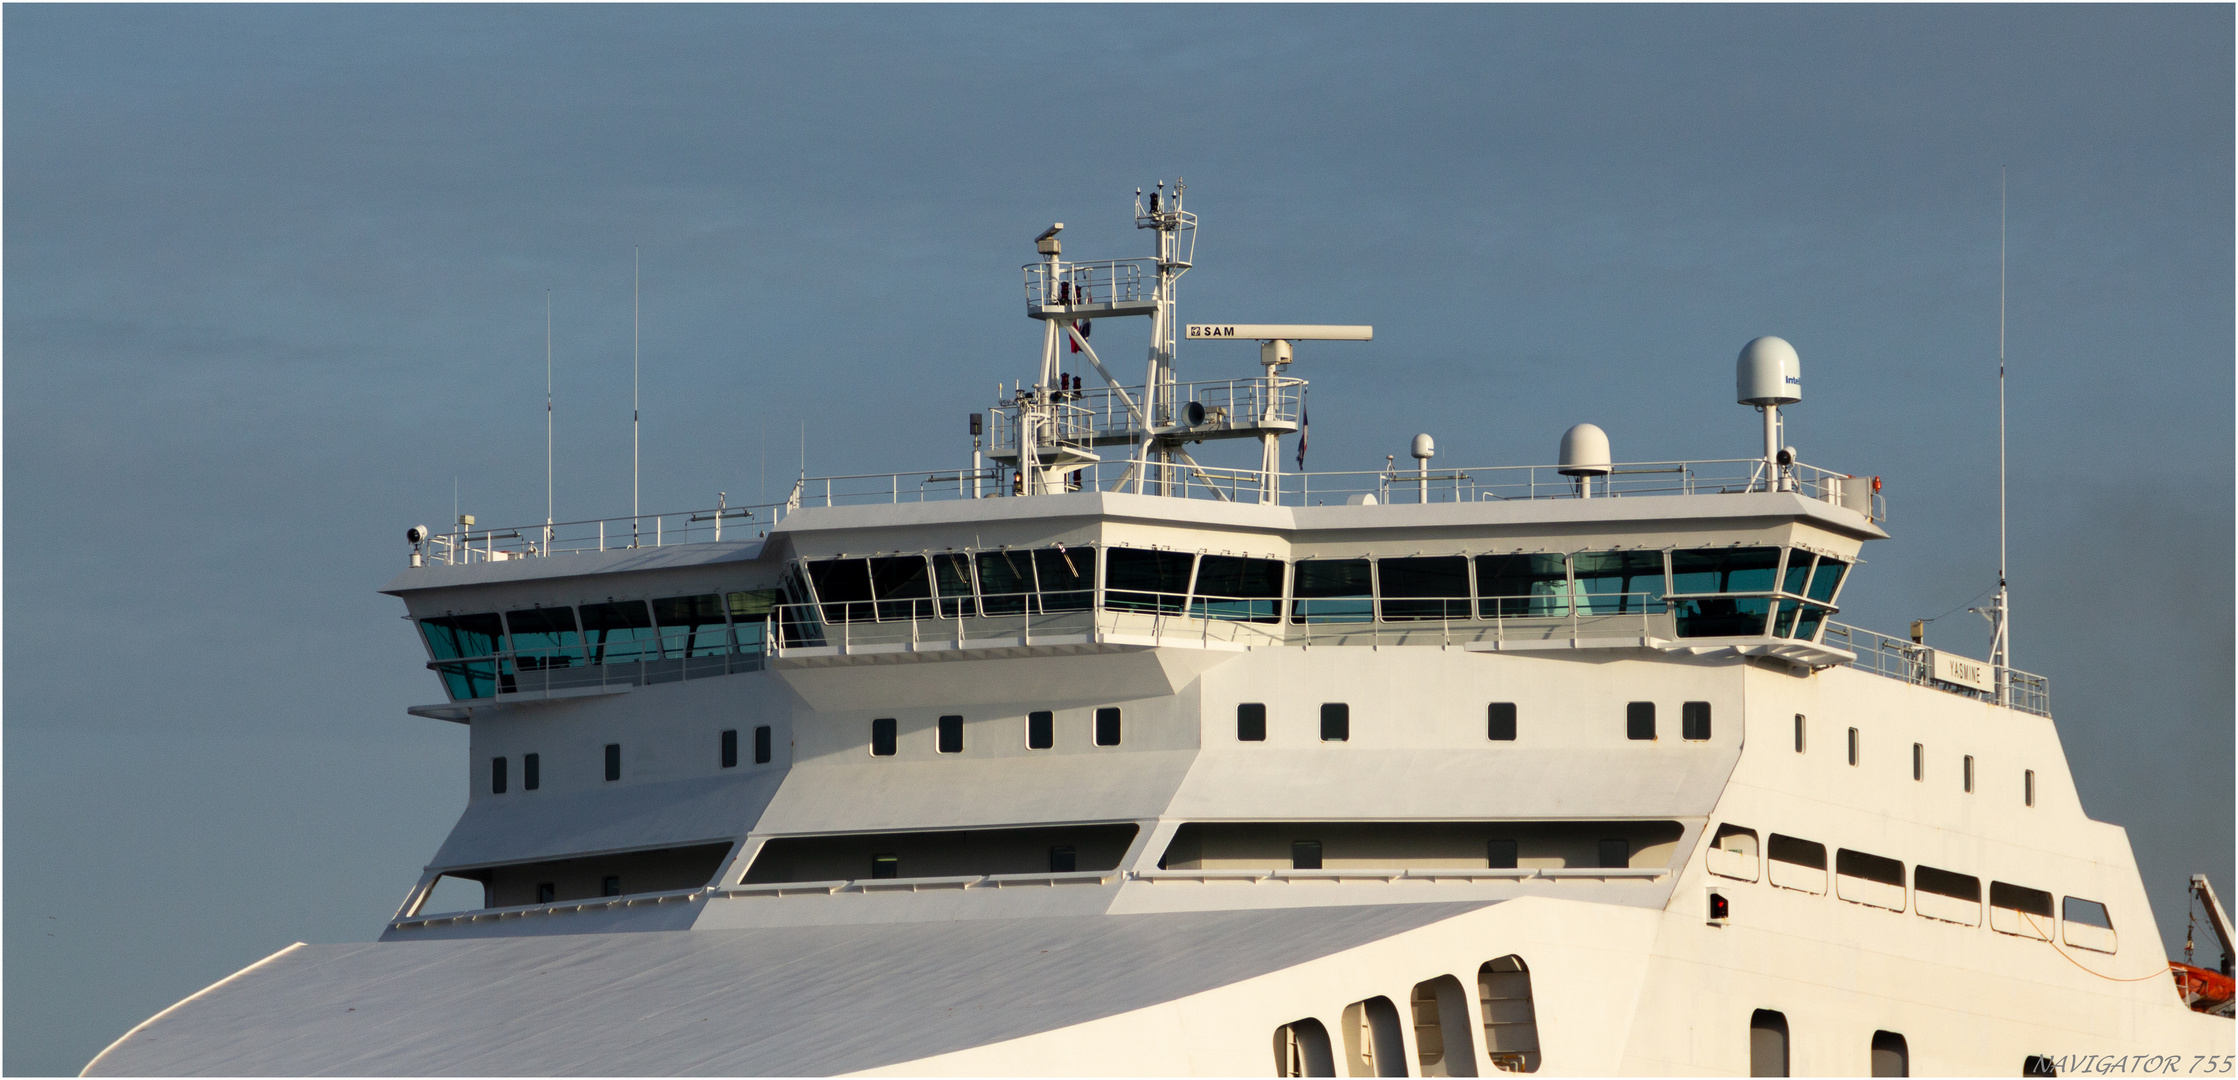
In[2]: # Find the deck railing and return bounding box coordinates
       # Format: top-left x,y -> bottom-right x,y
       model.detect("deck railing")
1826,622 -> 2050,717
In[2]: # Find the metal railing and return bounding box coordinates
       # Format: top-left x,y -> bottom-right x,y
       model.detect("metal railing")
989,376 -> 1306,453
1826,622 -> 2050,716
1023,259 -> 1148,314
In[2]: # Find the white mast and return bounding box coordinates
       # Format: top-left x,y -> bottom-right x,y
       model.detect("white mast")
1992,168 -> 2012,700
546,289 -> 554,553
632,246 -> 641,547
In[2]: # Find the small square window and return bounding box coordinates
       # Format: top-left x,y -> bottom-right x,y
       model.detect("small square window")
870,854 -> 898,879
1292,840 -> 1323,870
523,752 -> 539,790
604,743 -> 621,782
536,882 -> 555,904
1320,703 -> 1350,742
1094,707 -> 1122,746
601,875 -> 621,897
754,725 -> 773,765
1487,839 -> 1518,869
871,718 -> 897,756
1237,703 -> 1267,742
1028,710 -> 1054,749
490,756 -> 507,795
1598,839 -> 1631,869
1626,702 -> 1655,741
721,729 -> 739,769
1682,702 -> 1711,741
1487,702 -> 1517,741
1049,845 -> 1077,873
938,715 -> 965,754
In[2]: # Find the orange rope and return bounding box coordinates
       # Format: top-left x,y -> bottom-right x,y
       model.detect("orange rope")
2021,912 -> 2177,982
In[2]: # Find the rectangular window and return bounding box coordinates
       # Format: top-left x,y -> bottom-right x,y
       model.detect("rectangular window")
1291,558 -> 1374,623
1964,755 -> 1975,793
1848,727 -> 1859,766
1571,550 -> 1667,615
651,594 -> 732,658
1597,839 -> 1631,869
2025,769 -> 2036,806
604,743 -> 621,782
725,589 -> 779,653
1682,702 -> 1711,741
505,607 -> 585,669
806,558 -> 875,622
1795,713 -> 1807,753
490,756 -> 507,795
1321,703 -> 1350,742
1626,702 -> 1656,741
1048,845 -> 1077,873
1292,840 -> 1323,870
754,725 -> 772,765
601,875 -> 621,897
869,854 -> 898,879
867,556 -> 935,621
1034,546 -> 1097,612
1190,554 -> 1285,622
420,613 -> 505,700
1912,743 -> 1924,781
931,553 -> 977,618
1238,703 -> 1267,742
1487,702 -> 1517,741
579,600 -> 660,665
1475,553 -> 1571,618
1990,881 -> 2055,939
1027,710 -> 1054,749
937,715 -> 964,754
1094,707 -> 1122,746
1103,547 -> 1194,615
536,882 -> 555,904
1835,848 -> 1907,911
1487,839 -> 1518,869
1914,865 -> 1982,926
523,752 -> 539,791
1767,833 -> 1828,895
2063,897 -> 2117,953
1707,825 -> 1760,882
1377,555 -> 1471,621
973,549 -> 1037,615
1669,546 -> 1780,637
871,717 -> 897,757
721,729 -> 739,769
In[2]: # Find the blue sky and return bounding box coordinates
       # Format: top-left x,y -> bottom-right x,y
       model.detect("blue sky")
6,6 -> 2230,1074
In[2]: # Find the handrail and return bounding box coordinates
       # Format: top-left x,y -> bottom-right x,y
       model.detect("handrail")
1825,621 -> 2050,716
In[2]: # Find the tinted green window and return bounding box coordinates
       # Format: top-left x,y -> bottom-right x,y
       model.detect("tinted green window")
505,608 -> 583,668
1782,552 -> 1817,595
1792,604 -> 1830,641
868,557 -> 933,621
1034,547 -> 1096,611
1475,553 -> 1571,618
726,589 -> 779,651
974,550 -> 1037,615
1572,551 -> 1667,615
1377,556 -> 1470,620
1104,548 -> 1193,614
1771,599 -> 1805,637
932,553 -> 977,617
1191,555 -> 1284,622
1805,559 -> 1848,603
807,559 -> 874,622
420,614 -> 503,660
1291,558 -> 1373,623
1670,547 -> 1782,594
653,595 -> 731,658
580,601 -> 659,664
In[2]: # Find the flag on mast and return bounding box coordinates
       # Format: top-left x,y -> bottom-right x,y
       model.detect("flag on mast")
1295,400 -> 1309,469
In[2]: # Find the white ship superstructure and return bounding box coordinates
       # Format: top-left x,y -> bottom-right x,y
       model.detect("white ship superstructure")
88,187 -> 2233,1077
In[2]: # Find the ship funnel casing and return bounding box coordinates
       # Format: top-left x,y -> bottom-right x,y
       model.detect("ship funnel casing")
1557,423 -> 1613,476
1737,335 -> 1803,406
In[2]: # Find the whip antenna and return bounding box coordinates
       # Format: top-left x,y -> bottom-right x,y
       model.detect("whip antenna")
1992,167 -> 2012,696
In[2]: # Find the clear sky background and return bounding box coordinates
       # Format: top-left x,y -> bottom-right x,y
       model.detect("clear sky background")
5,5 -> 2230,1075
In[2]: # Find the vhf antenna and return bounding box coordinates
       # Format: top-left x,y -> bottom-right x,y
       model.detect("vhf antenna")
1992,167 -> 2011,693
546,289 -> 554,552
632,245 -> 641,547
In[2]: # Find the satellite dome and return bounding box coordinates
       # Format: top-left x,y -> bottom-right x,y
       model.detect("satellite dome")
1737,336 -> 1802,406
1557,423 -> 1612,477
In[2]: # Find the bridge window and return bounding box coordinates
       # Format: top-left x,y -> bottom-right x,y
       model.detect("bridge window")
1028,711 -> 1054,749
1238,703 -> 1267,742
1104,547 -> 1193,614
1377,556 -> 1470,620
1094,707 -> 1122,746
1573,550 -> 1667,615
1034,546 -> 1096,612
1750,1010 -> 1789,1077
1321,703 -> 1350,742
1479,956 -> 1541,1072
1476,552 -> 1571,618
1291,558 -> 1373,623
652,594 -> 731,657
420,613 -> 504,699
805,559 -> 874,622
931,553 -> 977,617
871,717 -> 897,757
974,549 -> 1036,615
1191,554 -> 1284,622
937,714 -> 964,754
1488,702 -> 1517,741
1670,547 -> 1780,637
868,556 -> 935,621
580,600 -> 659,664
1914,865 -> 1981,926
1274,1018 -> 1335,1077
504,607 -> 583,669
